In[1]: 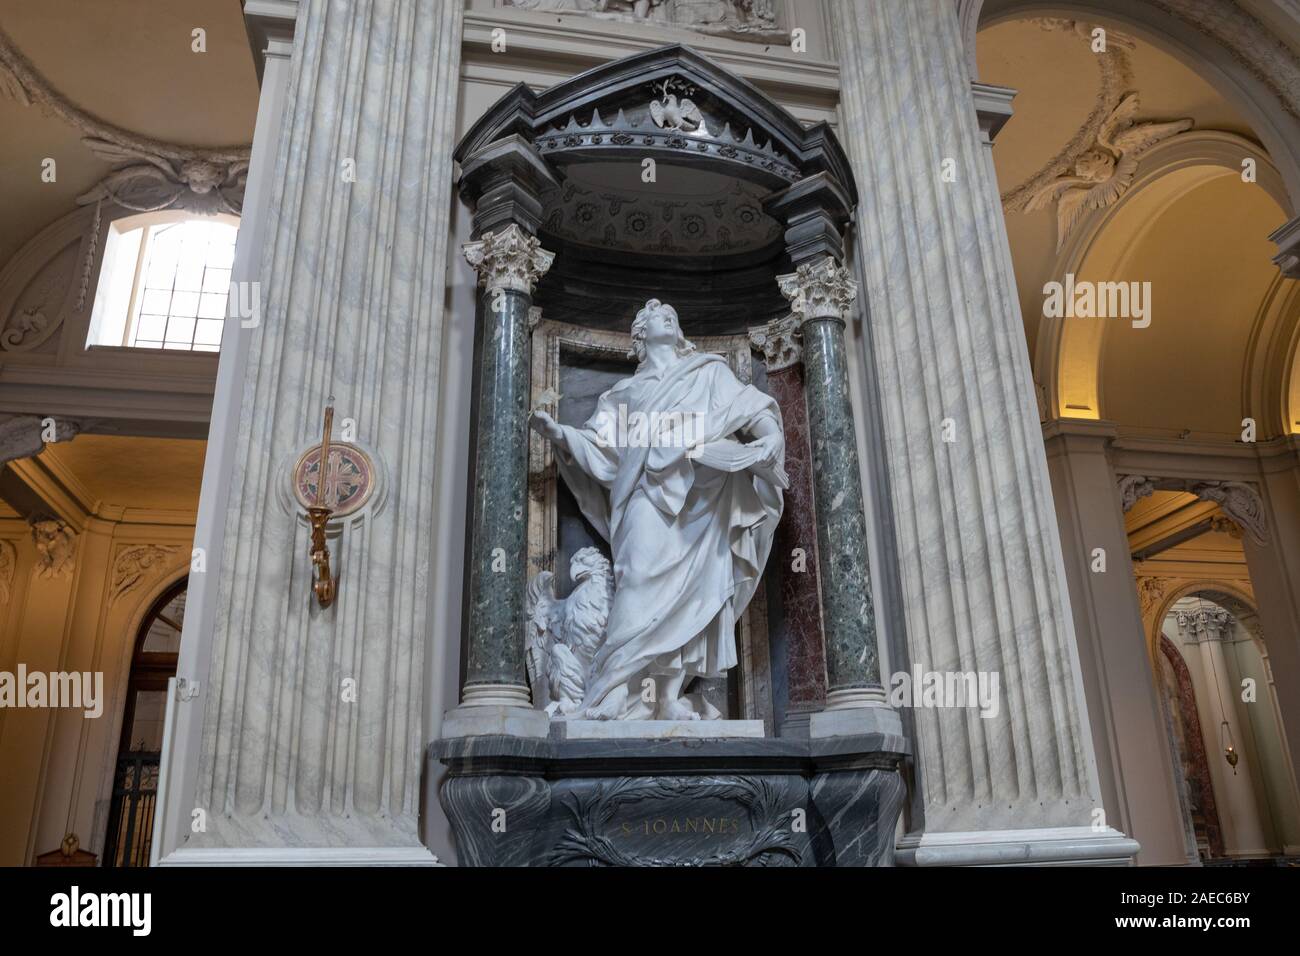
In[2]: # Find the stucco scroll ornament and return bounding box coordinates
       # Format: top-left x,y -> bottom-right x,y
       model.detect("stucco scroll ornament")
110,544 -> 180,606
1022,92 -> 1193,251
0,539 -> 16,605
0,27 -> 251,214
462,224 -> 555,294
31,519 -> 76,580
1116,474 -> 1156,513
0,415 -> 81,464
1192,481 -> 1268,546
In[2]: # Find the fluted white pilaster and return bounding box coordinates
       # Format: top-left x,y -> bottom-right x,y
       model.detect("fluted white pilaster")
176,0 -> 462,860
830,0 -> 1136,864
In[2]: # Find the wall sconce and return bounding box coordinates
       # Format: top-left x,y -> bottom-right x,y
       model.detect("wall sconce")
291,399 -> 376,610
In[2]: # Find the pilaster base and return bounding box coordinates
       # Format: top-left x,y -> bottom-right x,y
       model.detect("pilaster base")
896,826 -> 1141,866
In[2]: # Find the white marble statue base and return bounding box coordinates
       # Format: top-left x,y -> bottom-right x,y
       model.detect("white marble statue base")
551,719 -> 765,740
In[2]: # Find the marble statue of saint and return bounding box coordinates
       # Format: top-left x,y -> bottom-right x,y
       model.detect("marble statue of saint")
529,299 -> 787,719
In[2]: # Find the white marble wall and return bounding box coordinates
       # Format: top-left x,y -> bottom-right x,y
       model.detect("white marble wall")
830,0 -> 1135,863
172,0 -> 463,861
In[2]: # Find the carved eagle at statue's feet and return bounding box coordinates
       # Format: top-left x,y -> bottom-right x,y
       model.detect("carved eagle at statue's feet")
525,547 -> 614,716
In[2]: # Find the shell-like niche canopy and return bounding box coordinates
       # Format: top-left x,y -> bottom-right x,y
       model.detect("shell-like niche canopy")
456,44 -> 858,337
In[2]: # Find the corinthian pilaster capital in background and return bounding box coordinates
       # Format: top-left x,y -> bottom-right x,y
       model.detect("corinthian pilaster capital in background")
776,256 -> 858,323
748,314 -> 802,371
462,223 -> 554,295
1176,606 -> 1235,643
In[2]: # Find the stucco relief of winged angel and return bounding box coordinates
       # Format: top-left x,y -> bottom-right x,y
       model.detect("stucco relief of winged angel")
1025,92 -> 1192,250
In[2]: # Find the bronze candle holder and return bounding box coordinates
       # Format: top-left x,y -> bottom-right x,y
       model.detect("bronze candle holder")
307,504 -> 337,608
308,399 -> 337,609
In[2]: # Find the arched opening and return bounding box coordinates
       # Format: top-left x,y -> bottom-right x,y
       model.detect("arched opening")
976,4 -> 1300,865
1154,589 -> 1300,861
102,577 -> 186,868
1156,631 -> 1224,861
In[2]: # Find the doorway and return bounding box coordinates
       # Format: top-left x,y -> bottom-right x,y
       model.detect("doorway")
102,578 -> 186,867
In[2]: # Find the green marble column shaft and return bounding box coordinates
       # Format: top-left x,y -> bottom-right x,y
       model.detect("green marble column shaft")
779,257 -> 882,701
461,224 -> 553,706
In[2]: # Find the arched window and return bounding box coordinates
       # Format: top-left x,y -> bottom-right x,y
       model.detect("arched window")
86,212 -> 238,352
102,579 -> 185,867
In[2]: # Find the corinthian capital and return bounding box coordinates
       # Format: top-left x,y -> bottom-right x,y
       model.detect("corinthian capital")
1176,606 -> 1234,643
462,224 -> 554,295
748,315 -> 801,371
776,256 -> 858,323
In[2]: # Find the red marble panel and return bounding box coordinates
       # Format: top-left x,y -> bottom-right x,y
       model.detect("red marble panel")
769,363 -> 827,713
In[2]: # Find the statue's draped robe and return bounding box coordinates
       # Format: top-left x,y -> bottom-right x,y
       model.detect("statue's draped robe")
555,352 -> 785,715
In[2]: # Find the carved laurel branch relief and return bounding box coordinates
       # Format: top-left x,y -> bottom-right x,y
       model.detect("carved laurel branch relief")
545,775 -> 802,867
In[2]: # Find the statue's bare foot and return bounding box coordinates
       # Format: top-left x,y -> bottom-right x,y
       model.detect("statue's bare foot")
584,685 -> 626,720
659,697 -> 700,721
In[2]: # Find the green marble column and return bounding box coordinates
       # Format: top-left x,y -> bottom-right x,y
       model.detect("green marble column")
461,224 -> 553,706
778,257 -> 883,707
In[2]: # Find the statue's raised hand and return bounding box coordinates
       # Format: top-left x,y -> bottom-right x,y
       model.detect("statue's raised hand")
529,409 -> 565,445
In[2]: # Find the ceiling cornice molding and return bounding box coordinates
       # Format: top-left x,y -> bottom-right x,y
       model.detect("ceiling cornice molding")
0,26 -> 251,215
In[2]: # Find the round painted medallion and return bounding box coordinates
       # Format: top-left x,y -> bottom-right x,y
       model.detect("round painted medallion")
292,442 -> 375,517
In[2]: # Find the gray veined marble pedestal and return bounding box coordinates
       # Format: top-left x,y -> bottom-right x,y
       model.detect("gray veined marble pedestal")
431,727 -> 908,867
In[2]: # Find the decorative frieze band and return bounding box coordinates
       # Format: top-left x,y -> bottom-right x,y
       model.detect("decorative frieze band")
1117,474 -> 1157,512
1194,481 -> 1268,545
